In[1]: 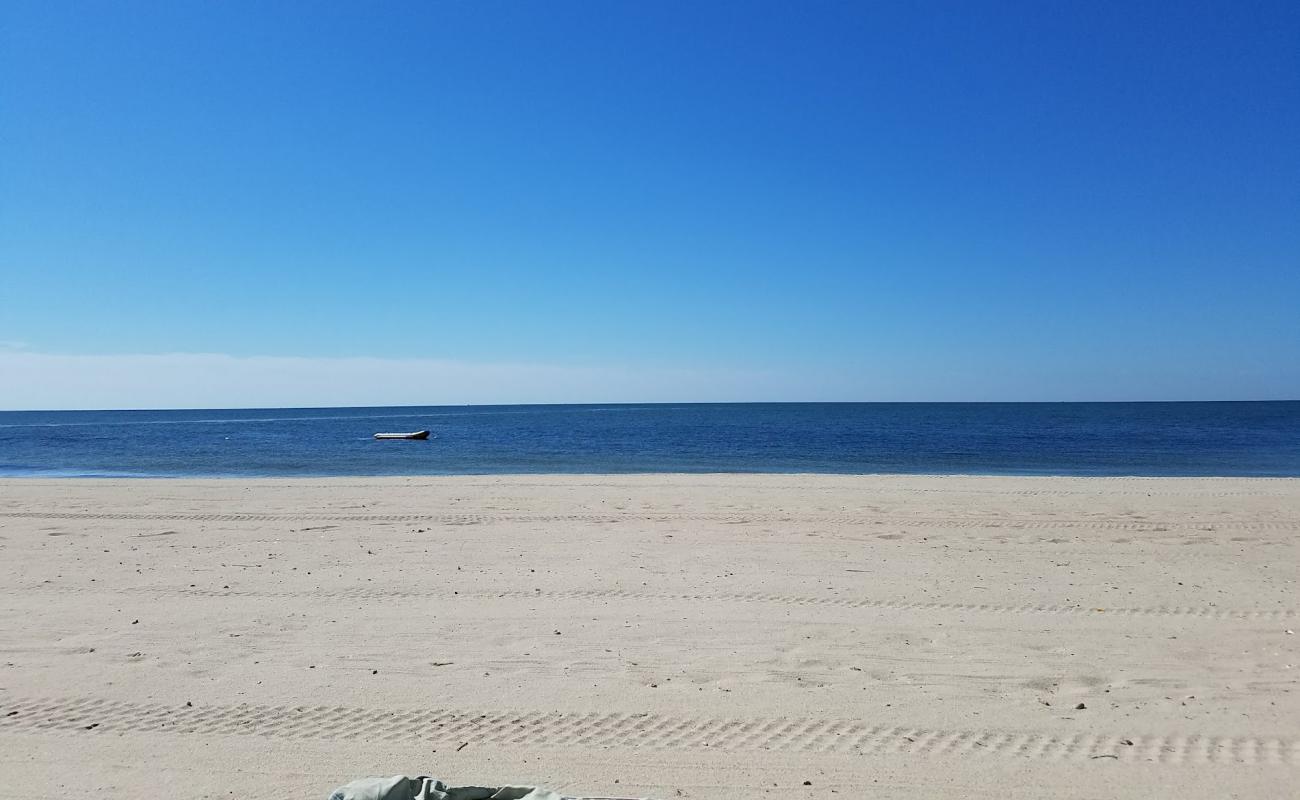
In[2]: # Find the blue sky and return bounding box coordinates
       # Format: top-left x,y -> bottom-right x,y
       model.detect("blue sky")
2,1 -> 1298,407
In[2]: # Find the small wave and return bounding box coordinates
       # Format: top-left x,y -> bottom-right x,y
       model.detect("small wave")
0,467 -> 164,478
0,412 -> 434,429
0,404 -> 672,429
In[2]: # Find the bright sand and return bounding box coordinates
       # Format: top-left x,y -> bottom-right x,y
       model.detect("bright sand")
1,475 -> 1297,798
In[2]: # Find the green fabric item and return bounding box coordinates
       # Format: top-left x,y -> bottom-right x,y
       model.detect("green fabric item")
328,776 -> 565,800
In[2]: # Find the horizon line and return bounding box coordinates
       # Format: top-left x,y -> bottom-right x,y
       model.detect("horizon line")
3,399 -> 1299,414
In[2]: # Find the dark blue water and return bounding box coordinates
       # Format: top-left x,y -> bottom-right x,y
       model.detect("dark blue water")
0,402 -> 1297,478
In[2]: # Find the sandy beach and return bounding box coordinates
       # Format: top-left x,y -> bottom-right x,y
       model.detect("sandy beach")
1,474 -> 1297,798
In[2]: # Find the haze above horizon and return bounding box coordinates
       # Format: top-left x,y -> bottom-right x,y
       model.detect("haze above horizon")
2,1 -> 1297,409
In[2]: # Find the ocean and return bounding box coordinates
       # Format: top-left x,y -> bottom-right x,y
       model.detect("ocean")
0,403 -> 1294,478
0,402 -> 1297,478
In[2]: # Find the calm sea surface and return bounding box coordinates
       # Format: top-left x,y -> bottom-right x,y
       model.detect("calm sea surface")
0,402 -> 1297,478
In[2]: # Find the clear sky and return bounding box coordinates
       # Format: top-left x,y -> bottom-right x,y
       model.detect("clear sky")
2,1 -> 1298,408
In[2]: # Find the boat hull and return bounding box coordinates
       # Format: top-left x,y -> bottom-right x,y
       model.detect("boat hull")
373,430 -> 431,440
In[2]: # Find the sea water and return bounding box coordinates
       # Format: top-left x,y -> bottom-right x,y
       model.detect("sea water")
0,402 -> 1297,478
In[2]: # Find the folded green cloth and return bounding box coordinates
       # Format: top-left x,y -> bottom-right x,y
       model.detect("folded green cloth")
329,776 -> 564,800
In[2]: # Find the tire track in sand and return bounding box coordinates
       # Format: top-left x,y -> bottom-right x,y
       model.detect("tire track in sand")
8,583 -> 1297,620
1,696 -> 1295,765
1,510 -> 1294,532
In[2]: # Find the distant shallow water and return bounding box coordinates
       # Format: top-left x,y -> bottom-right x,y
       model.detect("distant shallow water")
1,402 -> 1298,478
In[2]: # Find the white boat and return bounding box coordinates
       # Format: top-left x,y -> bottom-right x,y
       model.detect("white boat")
373,430 -> 431,440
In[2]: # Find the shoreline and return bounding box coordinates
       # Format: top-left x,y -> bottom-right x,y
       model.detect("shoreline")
5,470 -> 1300,480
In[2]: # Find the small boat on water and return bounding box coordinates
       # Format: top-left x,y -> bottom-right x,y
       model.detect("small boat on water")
373,430 -> 431,440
